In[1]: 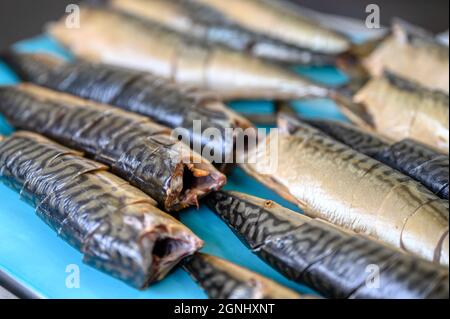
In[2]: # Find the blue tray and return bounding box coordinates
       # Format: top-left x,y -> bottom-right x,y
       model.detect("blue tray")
0,35 -> 348,299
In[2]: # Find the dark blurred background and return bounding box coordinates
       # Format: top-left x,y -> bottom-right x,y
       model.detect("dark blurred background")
0,0 -> 449,49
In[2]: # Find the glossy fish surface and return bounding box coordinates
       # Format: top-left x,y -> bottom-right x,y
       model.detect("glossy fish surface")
48,6 -> 328,100
183,253 -> 307,299
206,191 -> 449,299
352,73 -> 449,154
364,20 -> 449,93
0,84 -> 226,212
105,0 -> 336,66
242,115 -> 449,265
193,0 -> 351,54
3,51 -> 253,164
306,119 -> 449,199
0,131 -> 203,288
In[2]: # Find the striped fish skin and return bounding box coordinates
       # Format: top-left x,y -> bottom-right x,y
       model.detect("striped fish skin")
364,19 -> 449,94
193,0 -> 351,55
243,115 -> 449,266
0,84 -> 226,212
205,191 -> 449,299
2,51 -> 252,164
105,0 -> 336,66
306,119 -> 449,199
183,253 -> 306,299
352,72 -> 449,154
48,6 -> 329,100
0,132 -> 203,288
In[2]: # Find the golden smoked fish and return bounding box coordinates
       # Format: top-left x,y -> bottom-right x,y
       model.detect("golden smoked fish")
0,131 -> 203,288
364,20 -> 449,93
104,0 -> 337,66
48,6 -> 328,100
183,253 -> 308,299
193,0 -> 351,54
349,72 -> 449,154
242,115 -> 449,266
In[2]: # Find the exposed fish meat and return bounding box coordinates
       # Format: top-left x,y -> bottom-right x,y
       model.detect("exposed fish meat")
183,253 -> 307,299
102,0 -> 336,66
193,0 -> 351,54
304,118 -> 449,199
364,19 -> 449,93
344,72 -> 449,154
242,115 -> 449,265
0,131 -> 203,288
3,51 -> 253,165
206,191 -> 449,299
48,6 -> 329,100
0,84 -> 226,212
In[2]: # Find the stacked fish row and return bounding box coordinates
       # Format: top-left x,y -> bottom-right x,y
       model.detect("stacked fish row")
0,0 -> 448,299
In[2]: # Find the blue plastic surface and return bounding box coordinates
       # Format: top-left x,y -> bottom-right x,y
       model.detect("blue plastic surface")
0,35 -> 348,299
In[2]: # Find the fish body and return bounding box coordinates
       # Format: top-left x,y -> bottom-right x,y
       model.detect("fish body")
193,0 -> 351,55
48,6 -> 328,100
0,131 -> 203,288
243,115 -> 449,265
349,73 -> 449,154
104,0 -> 336,66
206,191 -> 449,299
365,20 -> 449,93
183,253 -> 307,299
0,84 -> 226,212
306,119 -> 449,199
3,51 -> 253,165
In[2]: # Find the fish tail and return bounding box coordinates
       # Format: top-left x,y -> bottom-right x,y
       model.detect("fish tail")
0,50 -> 61,82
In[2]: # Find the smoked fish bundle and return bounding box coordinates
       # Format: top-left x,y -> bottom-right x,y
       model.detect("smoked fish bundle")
0,132 -> 203,288
206,191 -> 449,299
0,84 -> 226,212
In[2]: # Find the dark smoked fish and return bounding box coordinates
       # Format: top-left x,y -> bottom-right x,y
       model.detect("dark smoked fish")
48,6 -> 329,100
2,51 -> 253,164
104,0 -> 336,66
304,118 -> 449,199
0,131 -> 203,288
183,253 -> 308,299
0,84 -> 226,212
242,115 -> 449,265
206,191 -> 449,299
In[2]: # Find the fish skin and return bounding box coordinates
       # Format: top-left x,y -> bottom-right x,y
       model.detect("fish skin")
242,115 -> 449,265
2,51 -> 253,166
364,19 -> 449,94
47,6 -> 329,100
193,0 -> 351,55
352,73 -> 449,154
105,0 -> 337,66
205,191 -> 449,299
305,119 -> 449,200
0,84 -> 226,212
0,131 -> 203,288
183,253 -> 308,299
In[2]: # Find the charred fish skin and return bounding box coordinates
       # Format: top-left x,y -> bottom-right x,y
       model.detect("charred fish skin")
0,132 -> 203,288
48,5 -> 329,100
2,51 -> 244,162
104,0 -> 337,66
183,253 -> 306,299
193,0 -> 351,55
244,116 -> 449,265
364,19 -> 449,94
205,191 -> 449,299
0,85 -> 226,212
306,119 -> 449,200
353,72 -> 450,154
